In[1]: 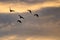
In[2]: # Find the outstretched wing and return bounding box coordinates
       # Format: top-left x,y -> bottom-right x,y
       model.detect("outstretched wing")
34,14 -> 39,17
18,15 -> 24,19
17,20 -> 22,23
27,10 -> 32,14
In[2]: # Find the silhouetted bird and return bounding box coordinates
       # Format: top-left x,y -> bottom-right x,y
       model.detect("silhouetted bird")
9,7 -> 15,12
27,10 -> 32,14
34,14 -> 39,17
18,15 -> 24,19
17,20 -> 22,23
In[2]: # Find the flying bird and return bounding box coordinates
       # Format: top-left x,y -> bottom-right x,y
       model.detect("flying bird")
27,10 -> 32,14
18,15 -> 24,19
9,7 -> 15,12
17,20 -> 22,23
34,14 -> 39,17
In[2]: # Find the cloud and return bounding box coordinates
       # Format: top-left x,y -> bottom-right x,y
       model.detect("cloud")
0,0 -> 60,13
17,0 -> 57,4
0,35 -> 59,40
40,7 -> 60,16
0,0 -> 59,4
0,7 -> 60,40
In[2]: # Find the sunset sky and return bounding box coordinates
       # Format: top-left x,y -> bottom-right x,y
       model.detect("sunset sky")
0,0 -> 60,40
0,0 -> 60,13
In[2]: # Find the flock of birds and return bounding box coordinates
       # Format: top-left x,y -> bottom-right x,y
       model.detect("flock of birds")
9,8 -> 39,23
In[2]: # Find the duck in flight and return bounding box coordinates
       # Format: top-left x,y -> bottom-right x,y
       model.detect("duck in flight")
9,7 -> 15,12
17,20 -> 22,23
27,10 -> 32,14
34,14 -> 39,17
18,15 -> 24,19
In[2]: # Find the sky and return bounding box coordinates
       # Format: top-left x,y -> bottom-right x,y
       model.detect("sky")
0,0 -> 60,40
0,0 -> 60,13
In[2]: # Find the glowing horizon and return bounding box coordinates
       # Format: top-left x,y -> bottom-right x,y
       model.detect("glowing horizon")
0,1 -> 60,13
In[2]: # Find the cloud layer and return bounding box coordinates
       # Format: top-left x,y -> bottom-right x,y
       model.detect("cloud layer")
0,7 -> 60,40
0,0 -> 59,3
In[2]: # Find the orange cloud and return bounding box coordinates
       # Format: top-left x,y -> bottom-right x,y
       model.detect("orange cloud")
0,1 -> 60,13
0,35 -> 59,40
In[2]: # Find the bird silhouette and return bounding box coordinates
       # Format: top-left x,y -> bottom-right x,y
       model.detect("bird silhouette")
17,20 -> 22,23
18,15 -> 24,19
9,7 -> 15,12
27,10 -> 32,14
34,14 -> 39,17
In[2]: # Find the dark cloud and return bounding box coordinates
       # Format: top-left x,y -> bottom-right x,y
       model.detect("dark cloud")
0,0 -> 58,4
40,7 -> 60,16
0,7 -> 60,38
36,7 -> 60,19
18,0 -> 56,3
